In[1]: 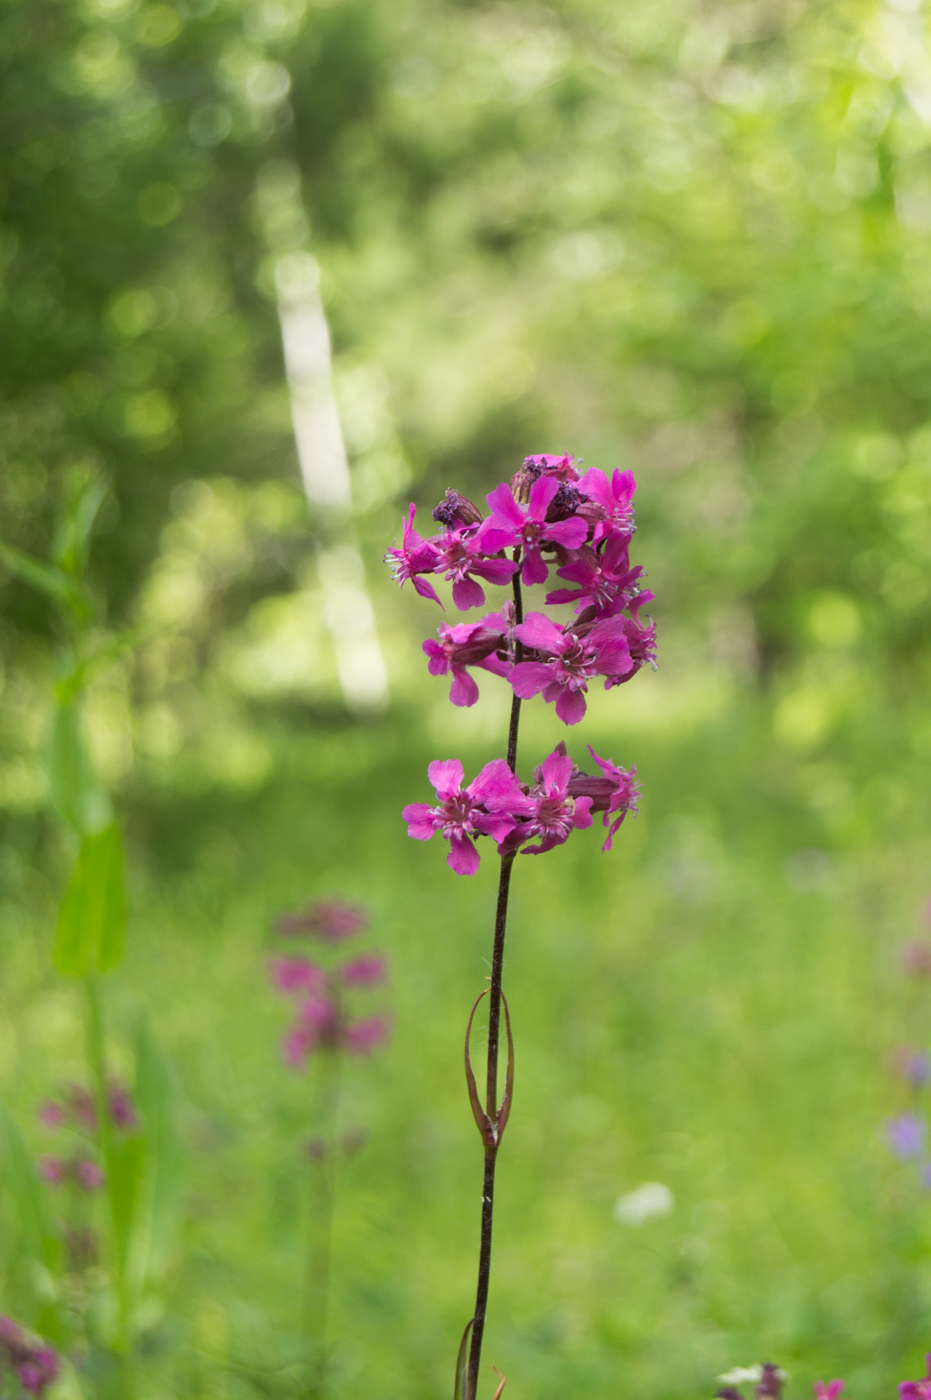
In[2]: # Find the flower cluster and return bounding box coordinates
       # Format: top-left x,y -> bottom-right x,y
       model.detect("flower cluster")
386,455 -> 655,725
0,1317 -> 59,1397
715,1356 -> 931,1400
403,744 -> 638,876
269,898 -> 390,1069
37,1079 -> 138,1192
388,453 -> 651,875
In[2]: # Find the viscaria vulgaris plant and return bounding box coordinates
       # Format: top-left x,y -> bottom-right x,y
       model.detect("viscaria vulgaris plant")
268,897 -> 390,1397
386,454 -> 654,1398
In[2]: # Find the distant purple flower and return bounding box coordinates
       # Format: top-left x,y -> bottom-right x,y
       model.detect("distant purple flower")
478,476 -> 588,587
37,1156 -> 66,1187
18,1348 -> 59,1396
385,503 -> 443,605
422,613 -> 509,706
901,941 -> 931,977
546,535 -> 643,614
887,1111 -> 926,1159
342,954 -> 387,988
514,747 -> 593,856
108,1080 -> 138,1132
814,1384 -> 843,1400
277,898 -> 368,941
343,1015 -> 391,1055
37,1102 -> 64,1130
889,1046 -> 931,1087
900,1357 -> 931,1400
0,1317 -> 25,1352
509,611 -> 633,725
282,996 -> 338,1069
403,758 -> 533,876
431,526 -> 519,611
74,1160 -> 105,1192
576,466 -> 636,543
269,955 -> 327,999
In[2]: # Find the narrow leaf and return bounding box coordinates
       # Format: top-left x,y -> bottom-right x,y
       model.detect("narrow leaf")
49,700 -> 112,837
0,541 -> 87,618
126,1015 -> 182,1302
464,991 -> 496,1149
54,823 -> 126,975
454,1319 -> 473,1400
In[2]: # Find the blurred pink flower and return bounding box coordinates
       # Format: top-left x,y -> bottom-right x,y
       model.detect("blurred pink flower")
343,1016 -> 391,1055
74,1160 -> 105,1192
277,899 -> 368,942
901,941 -> 931,977
269,956 -> 327,998
107,1080 -> 138,1131
342,954 -> 387,988
814,1383 -> 843,1400
37,1102 -> 64,1130
37,1156 -> 66,1187
282,997 -> 338,1069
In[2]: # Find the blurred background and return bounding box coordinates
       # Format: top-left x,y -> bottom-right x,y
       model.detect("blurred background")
4,0 -> 931,1394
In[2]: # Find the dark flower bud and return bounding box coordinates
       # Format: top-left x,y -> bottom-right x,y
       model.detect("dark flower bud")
432,489 -> 483,529
544,484 -> 587,522
716,1390 -> 744,1400
757,1365 -> 784,1400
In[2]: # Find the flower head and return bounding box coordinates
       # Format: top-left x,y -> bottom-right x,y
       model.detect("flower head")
432,489 -> 484,529
282,996 -> 339,1069
515,747 -> 593,856
269,955 -> 327,999
431,526 -> 519,611
577,466 -> 636,543
342,954 -> 387,988
546,535 -> 643,615
887,1111 -> 926,1159
478,476 -> 589,587
37,1102 -> 64,1130
889,1046 -> 931,1087
508,611 -> 633,725
74,1159 -> 105,1192
900,1358 -> 931,1400
18,1348 -> 59,1396
814,1383 -> 844,1400
277,898 -> 368,941
37,1155 -> 66,1186
423,612 -> 509,706
384,503 -> 443,605
403,758 -> 532,875
107,1079 -> 138,1131
343,1015 -> 391,1054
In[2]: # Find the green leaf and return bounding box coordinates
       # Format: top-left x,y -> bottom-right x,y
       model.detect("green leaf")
49,699 -> 112,836
53,472 -> 109,580
0,541 -> 89,621
0,1100 -> 61,1277
125,1018 -> 182,1304
54,823 -> 126,976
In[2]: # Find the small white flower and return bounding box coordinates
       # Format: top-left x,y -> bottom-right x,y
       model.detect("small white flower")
614,1182 -> 674,1226
718,1369 -> 763,1386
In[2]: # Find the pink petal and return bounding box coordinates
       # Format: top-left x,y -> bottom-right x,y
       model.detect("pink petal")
542,679 -> 565,704
475,522 -> 517,553
413,576 -> 443,606
449,668 -> 480,707
473,557 -> 519,584
545,516 -> 588,549
479,654 -> 510,678
555,687 -> 587,725
427,759 -> 464,795
468,757 -> 527,810
447,833 -> 481,875
475,812 -> 520,844
485,481 -> 525,527
541,750 -> 573,794
452,576 -> 486,610
515,611 -> 564,653
423,640 -> 449,675
521,547 -> 549,588
544,586 -> 579,606
571,796 -> 593,828
528,474 -> 559,520
509,661 -> 554,699
578,468 -> 612,510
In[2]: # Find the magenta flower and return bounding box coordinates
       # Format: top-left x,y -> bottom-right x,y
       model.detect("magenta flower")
269,955 -> 327,999
342,954 -> 387,987
107,1080 -> 138,1132
343,1015 -> 391,1054
579,745 -> 639,851
74,1160 -> 105,1192
901,1359 -> 931,1400
814,1384 -> 844,1400
508,611 -> 633,725
887,1111 -> 926,1158
277,898 -> 368,941
478,476 -> 589,587
37,1102 -> 64,1130
403,758 -> 533,875
546,535 -> 643,614
64,1084 -> 98,1133
432,526 -> 519,611
515,747 -> 593,856
385,503 -> 443,605
577,467 -> 636,543
18,1349 -> 59,1397
37,1155 -> 66,1186
283,996 -> 338,1068
423,613 -> 510,706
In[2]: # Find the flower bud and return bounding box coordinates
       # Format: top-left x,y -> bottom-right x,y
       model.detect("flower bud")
432,489 -> 483,529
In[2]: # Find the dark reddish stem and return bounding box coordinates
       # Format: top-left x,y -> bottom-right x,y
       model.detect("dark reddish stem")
465,562 -> 523,1400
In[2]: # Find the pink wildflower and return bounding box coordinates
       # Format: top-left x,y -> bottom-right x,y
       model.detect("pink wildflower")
422,613 -> 510,706
516,747 -> 593,855
431,526 -> 519,611
37,1102 -> 64,1130
269,955 -> 327,999
18,1349 -> 59,1396
508,611 -> 633,724
546,535 -> 643,614
343,1015 -> 391,1054
282,996 -> 338,1068
814,1384 -> 844,1400
64,1084 -> 98,1133
107,1080 -> 138,1131
277,898 -> 368,941
576,745 -> 639,851
384,503 -> 443,605
900,1358 -> 931,1400
342,954 -> 387,988
577,466 -> 636,543
74,1160 -> 105,1192
403,758 -> 532,875
37,1156 -> 66,1187
478,476 -> 588,587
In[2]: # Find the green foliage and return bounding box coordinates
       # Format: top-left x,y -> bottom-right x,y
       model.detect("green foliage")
54,824 -> 126,976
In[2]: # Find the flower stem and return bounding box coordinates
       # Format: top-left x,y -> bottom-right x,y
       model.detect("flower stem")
465,564 -> 523,1400
303,1045 -> 342,1399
